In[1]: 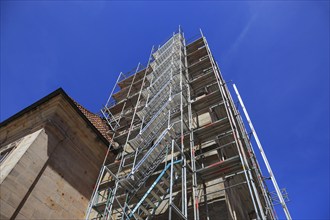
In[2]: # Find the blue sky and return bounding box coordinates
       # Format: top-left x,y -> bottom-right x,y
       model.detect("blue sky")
1,1 -> 329,219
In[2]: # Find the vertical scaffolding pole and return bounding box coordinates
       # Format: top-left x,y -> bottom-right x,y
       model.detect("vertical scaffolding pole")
202,181 -> 210,220
105,72 -> 123,108
233,84 -> 292,220
169,139 -> 175,220
86,64 -> 140,219
183,31 -> 200,220
178,29 -> 188,218
200,29 -> 264,220
225,79 -> 275,219
104,46 -> 155,220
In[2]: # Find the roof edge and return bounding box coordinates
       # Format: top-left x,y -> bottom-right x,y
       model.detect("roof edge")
0,88 -> 110,147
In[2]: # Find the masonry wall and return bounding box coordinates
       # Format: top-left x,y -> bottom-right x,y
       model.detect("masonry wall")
0,94 -> 110,219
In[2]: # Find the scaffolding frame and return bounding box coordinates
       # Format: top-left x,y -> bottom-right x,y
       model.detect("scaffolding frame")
85,28 -> 291,220
233,84 -> 292,220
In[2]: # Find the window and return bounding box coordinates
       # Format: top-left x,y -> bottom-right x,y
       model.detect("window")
0,138 -> 22,164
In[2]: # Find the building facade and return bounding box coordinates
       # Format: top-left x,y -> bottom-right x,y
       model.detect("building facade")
0,89 -> 113,219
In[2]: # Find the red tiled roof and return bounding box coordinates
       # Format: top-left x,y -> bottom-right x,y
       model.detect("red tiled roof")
72,100 -> 112,142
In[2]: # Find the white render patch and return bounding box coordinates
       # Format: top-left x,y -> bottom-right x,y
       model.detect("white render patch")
0,129 -> 45,184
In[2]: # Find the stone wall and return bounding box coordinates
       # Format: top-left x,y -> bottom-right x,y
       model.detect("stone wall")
0,92 -> 110,219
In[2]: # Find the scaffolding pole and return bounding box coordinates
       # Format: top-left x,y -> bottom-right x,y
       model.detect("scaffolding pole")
178,29 -> 188,218
233,84 -> 292,220
227,81 -> 276,219
200,29 -> 265,220
104,46 -> 155,220
183,31 -> 200,220
86,62 -> 141,219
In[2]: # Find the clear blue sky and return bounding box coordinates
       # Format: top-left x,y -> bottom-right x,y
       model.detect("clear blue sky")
1,1 -> 329,219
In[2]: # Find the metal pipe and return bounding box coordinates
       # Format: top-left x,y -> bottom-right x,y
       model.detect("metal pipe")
229,91 -> 276,219
179,32 -> 188,218
201,35 -> 263,220
204,181 -> 248,196
183,31 -> 200,220
233,84 -> 292,220
129,159 -> 182,217
169,139 -> 175,220
105,72 -> 122,107
104,47 -> 155,220
86,62 -> 141,219
85,166 -> 106,218
202,181 -> 210,220
221,82 -> 267,220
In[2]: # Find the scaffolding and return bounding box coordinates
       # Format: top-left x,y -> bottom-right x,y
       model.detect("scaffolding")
85,28 -> 291,220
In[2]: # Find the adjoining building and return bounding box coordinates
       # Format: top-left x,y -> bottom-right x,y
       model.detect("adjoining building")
85,29 -> 291,220
0,88 -> 113,219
